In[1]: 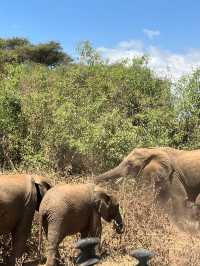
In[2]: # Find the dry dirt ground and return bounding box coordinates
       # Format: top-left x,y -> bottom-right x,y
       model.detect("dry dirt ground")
1,175 -> 200,265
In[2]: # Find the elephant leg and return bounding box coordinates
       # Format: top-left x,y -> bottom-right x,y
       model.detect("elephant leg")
80,226 -> 102,239
154,175 -> 171,207
91,223 -> 102,239
169,176 -> 188,223
87,214 -> 102,252
88,212 -> 102,239
10,210 -> 34,265
10,229 -> 29,266
7,251 -> 15,266
46,223 -> 65,266
171,195 -> 186,219
80,215 -> 102,255
80,224 -> 102,254
155,187 -> 170,207
46,249 -> 61,266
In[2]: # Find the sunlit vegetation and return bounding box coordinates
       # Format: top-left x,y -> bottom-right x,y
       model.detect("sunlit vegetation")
0,38 -> 199,175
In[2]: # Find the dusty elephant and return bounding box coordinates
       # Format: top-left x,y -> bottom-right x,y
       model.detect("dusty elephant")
95,147 -> 200,220
38,183 -> 124,266
0,174 -> 51,265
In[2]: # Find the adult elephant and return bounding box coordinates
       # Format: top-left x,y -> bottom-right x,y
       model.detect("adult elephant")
95,147 -> 200,220
0,174 -> 51,265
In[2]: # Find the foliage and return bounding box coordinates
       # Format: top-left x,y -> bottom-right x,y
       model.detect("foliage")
0,40 -> 199,173
0,37 -> 72,66
76,40 -> 103,66
174,70 -> 200,148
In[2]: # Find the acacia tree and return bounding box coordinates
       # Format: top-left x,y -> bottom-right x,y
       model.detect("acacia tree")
0,37 -> 72,66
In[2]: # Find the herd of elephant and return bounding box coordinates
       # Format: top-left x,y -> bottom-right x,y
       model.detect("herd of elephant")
1,147 -> 200,266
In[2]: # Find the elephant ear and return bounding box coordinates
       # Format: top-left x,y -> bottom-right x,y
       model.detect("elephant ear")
93,188 -> 112,221
139,150 -> 174,182
35,182 -> 48,197
141,151 -> 188,203
33,176 -> 52,210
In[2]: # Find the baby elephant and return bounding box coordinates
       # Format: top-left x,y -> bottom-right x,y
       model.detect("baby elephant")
39,183 -> 124,266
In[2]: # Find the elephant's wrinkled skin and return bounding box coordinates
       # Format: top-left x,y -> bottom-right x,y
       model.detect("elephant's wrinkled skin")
39,183 -> 124,266
0,174 -> 51,265
95,147 -> 200,220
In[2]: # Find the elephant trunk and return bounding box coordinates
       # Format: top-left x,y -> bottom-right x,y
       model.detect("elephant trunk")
95,163 -> 126,184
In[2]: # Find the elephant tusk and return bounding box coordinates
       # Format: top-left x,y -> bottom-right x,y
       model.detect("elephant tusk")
115,177 -> 124,184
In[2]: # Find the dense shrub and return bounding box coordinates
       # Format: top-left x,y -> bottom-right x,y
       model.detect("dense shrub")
0,41 -> 199,174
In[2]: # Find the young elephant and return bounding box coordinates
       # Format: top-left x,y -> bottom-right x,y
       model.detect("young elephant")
0,174 -> 51,265
39,183 -> 124,266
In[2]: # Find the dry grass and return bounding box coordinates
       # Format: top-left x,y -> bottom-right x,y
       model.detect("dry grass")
1,174 -> 200,265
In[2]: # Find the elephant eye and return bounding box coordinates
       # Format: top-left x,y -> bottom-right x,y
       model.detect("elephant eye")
128,160 -> 140,171
127,160 -> 133,168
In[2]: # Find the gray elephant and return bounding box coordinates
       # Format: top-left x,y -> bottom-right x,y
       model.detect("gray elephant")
38,183 -> 124,266
95,147 -> 200,220
0,174 -> 51,265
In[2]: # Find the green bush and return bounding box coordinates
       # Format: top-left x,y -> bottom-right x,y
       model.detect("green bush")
174,70 -> 200,148
0,41 -> 199,174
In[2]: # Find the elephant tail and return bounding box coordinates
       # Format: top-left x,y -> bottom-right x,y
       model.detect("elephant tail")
38,214 -> 43,261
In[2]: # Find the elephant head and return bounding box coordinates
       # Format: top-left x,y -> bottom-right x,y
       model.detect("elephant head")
95,148 -> 176,186
32,175 -> 52,210
93,187 -> 124,234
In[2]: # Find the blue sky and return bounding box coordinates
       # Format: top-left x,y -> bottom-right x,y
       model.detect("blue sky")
1,0 -> 200,79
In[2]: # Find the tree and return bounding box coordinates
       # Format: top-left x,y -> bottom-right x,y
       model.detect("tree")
0,37 -> 72,66
76,41 -> 102,66
174,69 -> 200,148
0,37 -> 30,49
